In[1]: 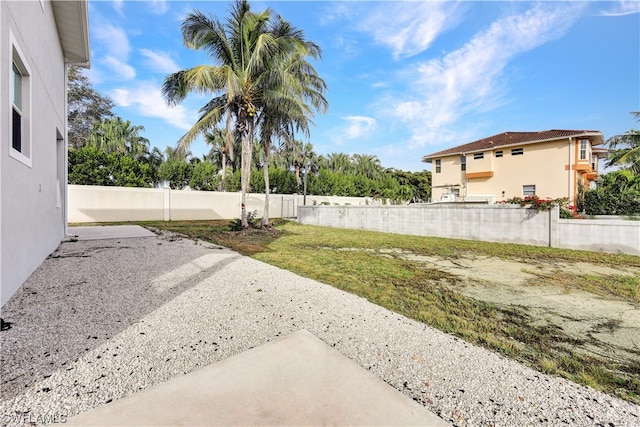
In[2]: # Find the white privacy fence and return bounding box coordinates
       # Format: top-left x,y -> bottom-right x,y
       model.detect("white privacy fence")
68,185 -> 376,223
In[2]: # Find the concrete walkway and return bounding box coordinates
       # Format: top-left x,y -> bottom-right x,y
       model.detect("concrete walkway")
68,225 -> 156,240
64,330 -> 447,426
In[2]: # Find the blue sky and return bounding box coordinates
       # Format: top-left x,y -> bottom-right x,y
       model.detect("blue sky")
87,0 -> 640,172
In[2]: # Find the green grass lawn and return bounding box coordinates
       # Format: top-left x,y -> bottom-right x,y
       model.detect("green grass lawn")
130,219 -> 639,403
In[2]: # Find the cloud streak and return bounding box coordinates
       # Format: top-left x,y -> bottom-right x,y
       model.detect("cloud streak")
139,49 -> 179,74
111,81 -> 193,131
384,2 -> 587,149
361,2 -> 464,59
343,116 -> 377,139
93,23 -> 136,80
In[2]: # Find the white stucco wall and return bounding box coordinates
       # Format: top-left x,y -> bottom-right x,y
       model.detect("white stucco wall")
1,1 -> 68,306
298,204 -> 556,247
558,219 -> 640,256
67,185 -> 379,223
298,205 -> 639,255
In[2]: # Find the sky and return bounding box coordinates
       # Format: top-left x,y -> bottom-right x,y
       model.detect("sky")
87,0 -> 640,172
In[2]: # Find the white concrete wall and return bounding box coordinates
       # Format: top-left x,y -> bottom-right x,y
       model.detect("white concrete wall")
67,185 -> 378,223
298,205 -> 640,255
298,205 -> 556,247
558,219 -> 640,256
1,1 -> 68,306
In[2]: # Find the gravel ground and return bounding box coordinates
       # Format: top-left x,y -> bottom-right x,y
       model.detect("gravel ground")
1,230 -> 639,426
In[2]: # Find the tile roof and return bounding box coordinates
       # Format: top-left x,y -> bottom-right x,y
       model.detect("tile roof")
422,130 -> 605,161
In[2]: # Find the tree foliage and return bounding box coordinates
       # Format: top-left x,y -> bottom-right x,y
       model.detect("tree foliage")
86,117 -> 150,159
68,147 -> 154,187
606,112 -> 640,174
67,66 -> 115,149
162,0 -> 327,227
584,171 -> 640,216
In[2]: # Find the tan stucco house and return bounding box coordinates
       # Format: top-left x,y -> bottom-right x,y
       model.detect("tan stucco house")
1,0 -> 89,306
423,130 -> 606,204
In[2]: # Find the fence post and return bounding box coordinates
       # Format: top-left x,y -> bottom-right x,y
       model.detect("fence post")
163,187 -> 170,221
548,206 -> 559,248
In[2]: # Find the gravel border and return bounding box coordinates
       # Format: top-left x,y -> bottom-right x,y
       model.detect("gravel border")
1,230 -> 639,426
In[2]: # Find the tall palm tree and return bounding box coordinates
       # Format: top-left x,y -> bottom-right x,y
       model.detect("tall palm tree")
163,1 -> 325,227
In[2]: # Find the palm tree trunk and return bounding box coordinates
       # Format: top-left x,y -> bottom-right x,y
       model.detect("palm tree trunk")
262,142 -> 270,227
240,121 -> 254,228
220,150 -> 227,191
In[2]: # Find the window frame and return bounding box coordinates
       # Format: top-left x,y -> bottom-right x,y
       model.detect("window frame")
9,31 -> 32,167
495,150 -> 503,158
435,159 -> 441,174
511,148 -> 524,156
460,154 -> 466,171
579,139 -> 588,161
473,152 -> 484,160
522,185 -> 536,197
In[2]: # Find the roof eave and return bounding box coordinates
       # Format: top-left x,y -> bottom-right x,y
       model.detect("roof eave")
52,0 -> 90,67
422,131 -> 605,161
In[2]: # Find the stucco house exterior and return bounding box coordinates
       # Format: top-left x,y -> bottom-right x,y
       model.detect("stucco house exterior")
423,130 -> 606,205
1,0 -> 89,306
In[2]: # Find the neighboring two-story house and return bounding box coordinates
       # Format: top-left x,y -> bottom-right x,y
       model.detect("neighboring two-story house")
1,0 -> 90,306
423,130 -> 606,204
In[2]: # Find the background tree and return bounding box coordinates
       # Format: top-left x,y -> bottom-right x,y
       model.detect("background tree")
68,146 -> 154,187
67,66 -> 115,149
584,170 -> 640,215
351,153 -> 383,179
163,1 -> 326,227
86,117 -> 150,159
606,112 -> 640,174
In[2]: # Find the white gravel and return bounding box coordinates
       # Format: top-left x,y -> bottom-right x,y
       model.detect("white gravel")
1,230 -> 639,426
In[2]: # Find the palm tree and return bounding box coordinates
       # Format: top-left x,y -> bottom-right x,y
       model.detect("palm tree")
163,1 -> 326,227
325,152 -> 353,174
352,153 -> 383,179
87,116 -> 149,159
299,142 -> 318,205
606,112 -> 640,175
204,128 -> 233,190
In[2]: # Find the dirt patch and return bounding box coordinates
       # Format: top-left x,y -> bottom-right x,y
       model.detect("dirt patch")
345,248 -> 640,362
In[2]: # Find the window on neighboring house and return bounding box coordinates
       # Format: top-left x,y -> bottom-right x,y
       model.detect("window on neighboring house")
523,185 -> 536,196
579,139 -> 588,160
9,33 -> 31,166
495,151 -> 503,158
435,159 -> 441,173
473,152 -> 484,160
511,148 -> 524,156
460,154 -> 466,171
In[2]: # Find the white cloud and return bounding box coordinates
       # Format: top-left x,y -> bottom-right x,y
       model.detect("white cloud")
139,49 -> 180,74
384,2 -> 586,149
93,23 -> 131,59
599,0 -> 640,16
112,0 -> 124,15
111,82 -> 193,131
148,0 -> 168,15
361,2 -> 465,59
102,56 -> 136,80
342,116 -> 377,140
